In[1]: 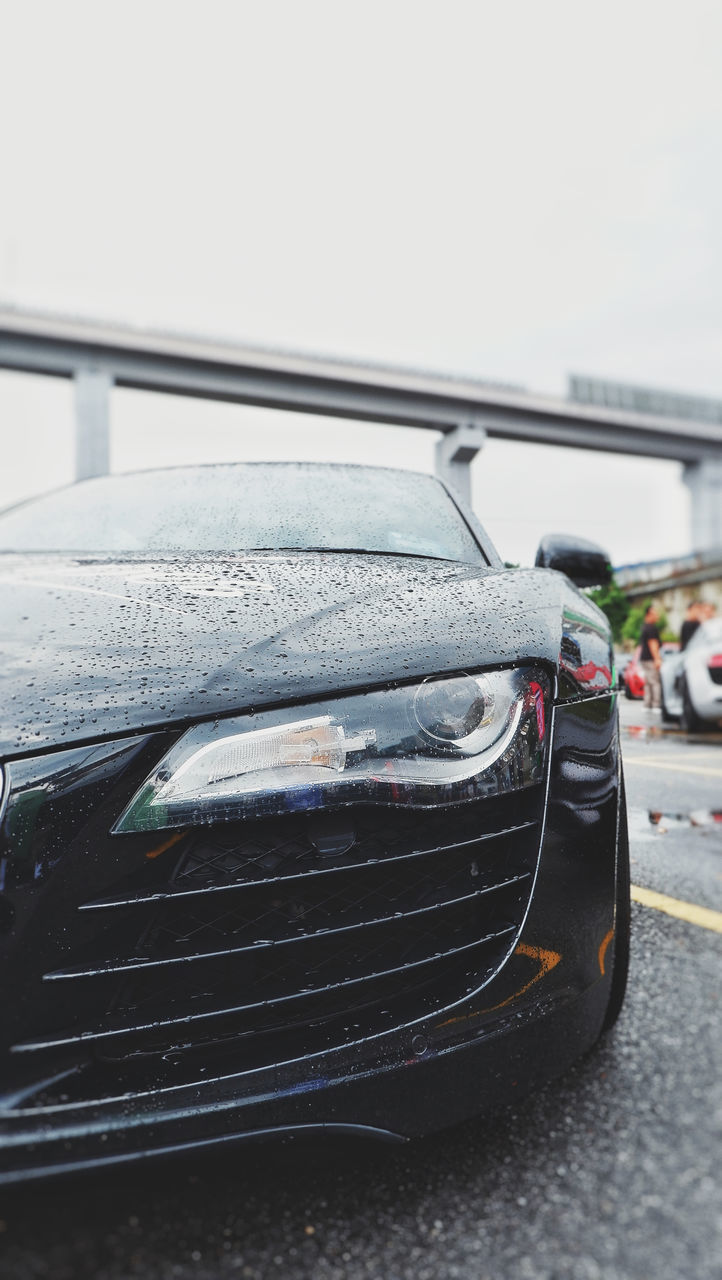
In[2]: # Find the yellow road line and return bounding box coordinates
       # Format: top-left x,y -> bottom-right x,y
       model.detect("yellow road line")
631,884 -> 722,934
624,757 -> 722,779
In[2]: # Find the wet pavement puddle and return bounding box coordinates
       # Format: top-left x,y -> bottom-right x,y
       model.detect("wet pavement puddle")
623,722 -> 722,746
625,724 -> 673,739
629,807 -> 722,839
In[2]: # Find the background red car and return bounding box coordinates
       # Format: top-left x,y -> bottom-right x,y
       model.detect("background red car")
623,654 -> 645,699
623,644 -> 680,699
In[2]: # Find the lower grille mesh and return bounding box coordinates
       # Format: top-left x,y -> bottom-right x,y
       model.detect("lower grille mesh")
12,790 -> 544,1091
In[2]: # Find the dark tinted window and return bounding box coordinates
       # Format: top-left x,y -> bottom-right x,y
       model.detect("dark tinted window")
0,463 -> 485,564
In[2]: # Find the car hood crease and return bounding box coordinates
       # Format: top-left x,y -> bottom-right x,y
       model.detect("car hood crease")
0,551 -> 568,757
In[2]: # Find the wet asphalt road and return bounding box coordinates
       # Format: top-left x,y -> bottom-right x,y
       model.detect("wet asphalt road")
1,697 -> 721,1280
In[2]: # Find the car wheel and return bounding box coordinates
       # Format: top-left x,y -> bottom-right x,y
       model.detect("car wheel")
660,688 -> 676,724
601,773 -> 630,1033
624,685 -> 634,700
680,678 -> 705,734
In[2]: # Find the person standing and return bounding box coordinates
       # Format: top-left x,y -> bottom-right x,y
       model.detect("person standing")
639,604 -> 662,709
680,601 -> 703,652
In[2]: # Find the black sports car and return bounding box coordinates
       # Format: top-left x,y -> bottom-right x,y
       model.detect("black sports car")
0,462 -> 628,1184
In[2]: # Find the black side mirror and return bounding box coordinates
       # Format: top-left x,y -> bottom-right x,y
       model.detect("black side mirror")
535,534 -> 612,588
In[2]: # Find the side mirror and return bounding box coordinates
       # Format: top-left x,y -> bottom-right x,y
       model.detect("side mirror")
535,534 -> 612,588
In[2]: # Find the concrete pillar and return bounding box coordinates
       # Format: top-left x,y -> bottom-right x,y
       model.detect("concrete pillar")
74,367 -> 112,481
682,459 -> 722,551
435,422 -> 487,507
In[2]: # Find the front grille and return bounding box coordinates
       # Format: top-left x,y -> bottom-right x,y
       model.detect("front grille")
10,789 -> 544,1094
708,665 -> 722,686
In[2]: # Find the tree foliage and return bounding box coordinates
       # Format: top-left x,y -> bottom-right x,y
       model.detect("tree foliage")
621,601 -> 650,647
621,599 -> 671,646
589,582 -> 675,646
588,579 -> 630,644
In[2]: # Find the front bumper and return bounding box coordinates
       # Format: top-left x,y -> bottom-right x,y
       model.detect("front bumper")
0,980 -> 610,1184
0,695 -> 620,1184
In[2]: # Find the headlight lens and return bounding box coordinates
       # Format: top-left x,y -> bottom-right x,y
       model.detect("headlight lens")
113,666 -> 550,834
413,673 -> 502,748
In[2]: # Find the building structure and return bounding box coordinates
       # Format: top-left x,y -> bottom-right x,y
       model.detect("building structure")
615,549 -> 722,636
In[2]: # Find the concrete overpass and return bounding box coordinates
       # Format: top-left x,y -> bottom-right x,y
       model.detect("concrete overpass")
2,308 -> 722,549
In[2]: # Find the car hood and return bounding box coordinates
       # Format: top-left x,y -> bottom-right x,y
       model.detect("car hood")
0,551 -> 583,758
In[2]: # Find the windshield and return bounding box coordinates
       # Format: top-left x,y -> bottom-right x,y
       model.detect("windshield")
0,462 -> 486,564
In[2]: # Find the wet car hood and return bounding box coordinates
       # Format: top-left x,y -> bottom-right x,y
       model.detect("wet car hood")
0,551 -> 578,757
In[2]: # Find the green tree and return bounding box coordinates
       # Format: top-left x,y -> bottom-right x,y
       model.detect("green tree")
621,599 -> 672,647
588,579 -> 630,645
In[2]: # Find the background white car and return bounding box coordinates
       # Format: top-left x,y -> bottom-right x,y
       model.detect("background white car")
660,618 -> 722,731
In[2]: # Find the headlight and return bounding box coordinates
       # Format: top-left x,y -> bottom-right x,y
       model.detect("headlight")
113,666 -> 550,833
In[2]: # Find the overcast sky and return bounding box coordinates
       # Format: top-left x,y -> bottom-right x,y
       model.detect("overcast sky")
1,0 -> 721,566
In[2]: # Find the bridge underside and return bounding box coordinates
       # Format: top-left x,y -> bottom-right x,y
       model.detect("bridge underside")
2,310 -> 722,549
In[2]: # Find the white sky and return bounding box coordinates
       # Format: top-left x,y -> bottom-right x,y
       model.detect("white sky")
1,0 -> 721,566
